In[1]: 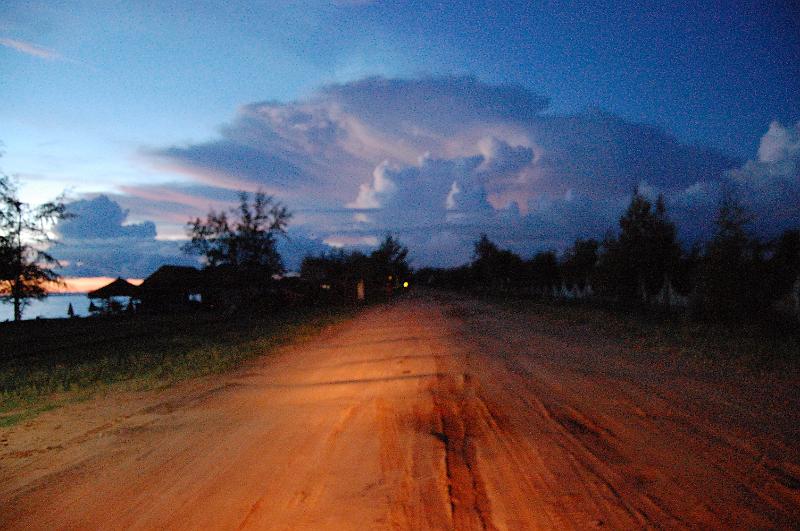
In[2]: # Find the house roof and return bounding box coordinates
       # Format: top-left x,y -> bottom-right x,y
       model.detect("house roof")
140,265 -> 202,292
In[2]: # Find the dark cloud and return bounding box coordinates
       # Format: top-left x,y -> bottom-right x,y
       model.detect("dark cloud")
58,195 -> 157,240
53,195 -> 194,278
318,76 -> 550,129
52,194 -> 337,276
153,140 -> 306,191
53,238 -> 193,279
477,137 -> 534,175
531,111 -> 738,197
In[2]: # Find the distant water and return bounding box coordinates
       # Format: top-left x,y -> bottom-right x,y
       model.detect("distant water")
0,294 -> 95,321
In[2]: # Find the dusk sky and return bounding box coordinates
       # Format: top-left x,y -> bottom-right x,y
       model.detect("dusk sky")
1,1 -> 799,276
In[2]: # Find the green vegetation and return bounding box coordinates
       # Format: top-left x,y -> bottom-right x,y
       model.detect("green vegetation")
0,307 -> 353,427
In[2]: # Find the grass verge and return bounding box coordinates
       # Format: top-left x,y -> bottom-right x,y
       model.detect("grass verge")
448,291 -> 800,373
0,306 -> 355,427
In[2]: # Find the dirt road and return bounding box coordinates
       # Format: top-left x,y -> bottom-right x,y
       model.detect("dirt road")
2,294 -> 799,529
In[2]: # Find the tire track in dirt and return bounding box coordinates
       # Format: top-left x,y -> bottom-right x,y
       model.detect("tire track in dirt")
430,371 -> 497,531
446,293 -> 800,529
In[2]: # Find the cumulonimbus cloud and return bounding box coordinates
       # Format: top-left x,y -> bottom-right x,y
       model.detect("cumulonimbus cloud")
141,76 -> 796,266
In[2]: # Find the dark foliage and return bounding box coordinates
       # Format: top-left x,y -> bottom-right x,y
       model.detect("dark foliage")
417,187 -> 799,325
370,234 -> 411,286
597,190 -> 681,303
560,239 -> 598,290
696,189 -> 772,318
414,265 -> 474,291
183,191 -> 290,275
770,230 -> 800,300
300,234 -> 410,303
0,175 -> 70,320
527,250 -> 560,295
472,234 -> 525,293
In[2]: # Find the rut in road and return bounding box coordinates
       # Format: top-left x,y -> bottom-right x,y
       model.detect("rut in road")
431,371 -> 497,530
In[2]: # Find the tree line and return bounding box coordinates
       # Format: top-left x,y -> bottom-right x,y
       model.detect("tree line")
2,162 -> 797,322
300,235 -> 410,303
183,191 -> 411,306
0,176 -> 412,319
417,188 -> 800,322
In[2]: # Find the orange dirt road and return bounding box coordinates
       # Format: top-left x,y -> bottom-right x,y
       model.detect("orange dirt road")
2,294 -> 799,529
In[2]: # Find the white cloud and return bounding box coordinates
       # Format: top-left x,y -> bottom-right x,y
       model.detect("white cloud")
0,37 -> 61,60
348,160 -> 397,209
726,120 -> 800,236
757,121 -> 800,163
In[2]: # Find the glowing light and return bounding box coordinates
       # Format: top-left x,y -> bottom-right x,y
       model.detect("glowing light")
403,281 -> 409,288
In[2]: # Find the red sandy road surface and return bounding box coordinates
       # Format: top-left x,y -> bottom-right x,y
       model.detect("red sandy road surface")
1,293 -> 799,529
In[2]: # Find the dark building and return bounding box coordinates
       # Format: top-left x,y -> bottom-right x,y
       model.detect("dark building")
138,266 -> 203,312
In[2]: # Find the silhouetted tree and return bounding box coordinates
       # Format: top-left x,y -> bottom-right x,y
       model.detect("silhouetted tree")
560,239 -> 599,289
369,234 -> 410,288
414,265 -> 474,291
764,229 -> 800,320
302,249 -> 371,284
528,250 -> 560,296
302,250 -> 347,283
598,189 -> 681,303
651,195 -> 682,284
301,249 -> 369,301
184,191 -> 290,275
672,242 -> 702,297
696,188 -> 768,318
301,235 -> 410,301
471,234 -> 524,293
472,234 -> 499,290
769,229 -> 800,299
0,175 -> 69,320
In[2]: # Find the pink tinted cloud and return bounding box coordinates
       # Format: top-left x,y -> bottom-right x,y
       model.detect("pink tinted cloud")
119,185 -> 232,214
146,158 -> 271,195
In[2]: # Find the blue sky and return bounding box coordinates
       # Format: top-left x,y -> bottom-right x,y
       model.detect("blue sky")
1,1 -> 799,275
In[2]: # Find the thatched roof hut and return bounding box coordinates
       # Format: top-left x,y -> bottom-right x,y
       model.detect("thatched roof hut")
87,277 -> 140,299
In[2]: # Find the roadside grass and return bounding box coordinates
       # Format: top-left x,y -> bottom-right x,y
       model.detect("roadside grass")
455,292 -> 800,372
534,302 -> 798,370
0,306 -> 354,427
